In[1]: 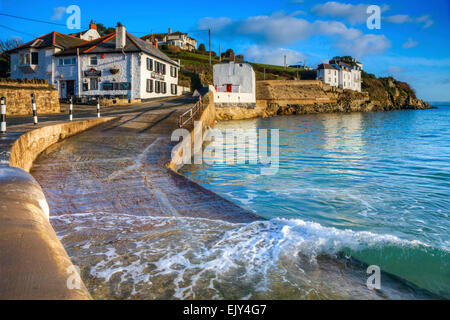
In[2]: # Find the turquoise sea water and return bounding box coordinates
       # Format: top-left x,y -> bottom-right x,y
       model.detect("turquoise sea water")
181,105 -> 450,298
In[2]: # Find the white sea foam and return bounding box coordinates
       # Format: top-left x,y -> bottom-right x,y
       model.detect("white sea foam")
54,212 -> 430,299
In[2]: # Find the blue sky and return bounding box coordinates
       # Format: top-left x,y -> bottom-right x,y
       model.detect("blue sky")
0,0 -> 449,101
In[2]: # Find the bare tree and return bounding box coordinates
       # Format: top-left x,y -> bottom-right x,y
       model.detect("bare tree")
0,38 -> 23,78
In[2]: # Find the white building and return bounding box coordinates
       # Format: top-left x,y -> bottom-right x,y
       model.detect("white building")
317,58 -> 362,92
142,28 -> 197,52
8,32 -> 87,84
317,63 -> 339,88
69,20 -> 101,41
212,62 -> 256,105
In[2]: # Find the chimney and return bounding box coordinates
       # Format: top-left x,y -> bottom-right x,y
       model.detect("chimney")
152,37 -> 158,48
116,22 -> 126,50
89,20 -> 97,30
168,28 -> 172,34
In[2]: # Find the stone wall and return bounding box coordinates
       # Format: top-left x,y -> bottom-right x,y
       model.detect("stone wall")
0,78 -> 61,116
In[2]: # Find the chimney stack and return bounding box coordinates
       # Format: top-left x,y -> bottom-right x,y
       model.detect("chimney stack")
168,28 -> 172,34
116,22 -> 126,50
89,20 -> 97,30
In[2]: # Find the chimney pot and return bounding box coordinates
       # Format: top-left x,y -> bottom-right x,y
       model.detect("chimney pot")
116,23 -> 126,50
89,20 -> 97,30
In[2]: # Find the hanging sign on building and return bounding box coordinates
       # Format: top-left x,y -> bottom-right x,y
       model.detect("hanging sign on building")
84,68 -> 102,77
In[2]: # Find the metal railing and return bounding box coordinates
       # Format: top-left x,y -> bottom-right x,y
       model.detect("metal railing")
178,100 -> 205,128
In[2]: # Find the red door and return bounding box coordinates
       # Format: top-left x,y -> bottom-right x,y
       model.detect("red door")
226,84 -> 232,92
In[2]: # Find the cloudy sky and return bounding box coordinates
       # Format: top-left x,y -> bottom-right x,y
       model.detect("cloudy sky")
0,0 -> 449,101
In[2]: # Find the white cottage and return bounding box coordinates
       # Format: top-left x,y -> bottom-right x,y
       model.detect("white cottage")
69,20 -> 101,41
54,23 -> 180,101
212,62 -> 256,105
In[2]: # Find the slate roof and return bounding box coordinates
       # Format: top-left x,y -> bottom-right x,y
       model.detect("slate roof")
55,32 -> 179,66
7,32 -> 87,54
317,63 -> 338,70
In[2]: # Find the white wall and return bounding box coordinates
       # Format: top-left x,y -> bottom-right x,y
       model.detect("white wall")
10,48 -> 57,84
139,53 -> 179,99
213,62 -> 256,103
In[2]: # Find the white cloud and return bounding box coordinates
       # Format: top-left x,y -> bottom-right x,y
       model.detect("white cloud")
311,2 -> 389,25
197,13 -> 391,58
51,7 -> 66,21
384,14 -> 434,29
402,38 -> 418,49
388,66 -> 406,74
244,45 -> 306,66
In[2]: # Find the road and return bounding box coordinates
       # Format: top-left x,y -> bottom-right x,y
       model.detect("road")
6,96 -> 194,126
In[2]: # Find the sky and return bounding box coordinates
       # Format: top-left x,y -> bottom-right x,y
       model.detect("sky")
0,0 -> 449,101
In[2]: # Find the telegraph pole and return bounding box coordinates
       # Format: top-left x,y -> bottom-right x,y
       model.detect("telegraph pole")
209,29 -> 211,66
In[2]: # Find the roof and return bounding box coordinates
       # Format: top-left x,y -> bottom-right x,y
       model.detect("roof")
318,63 -> 338,70
7,32 -> 87,54
55,32 -> 179,66
141,31 -> 193,40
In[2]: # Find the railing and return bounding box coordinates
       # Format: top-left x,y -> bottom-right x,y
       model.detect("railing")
178,100 -> 205,128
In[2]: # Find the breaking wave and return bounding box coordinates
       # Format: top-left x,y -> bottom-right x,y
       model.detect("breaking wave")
51,213 -> 443,299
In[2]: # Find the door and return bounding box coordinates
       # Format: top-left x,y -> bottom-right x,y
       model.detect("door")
67,80 -> 75,97
226,84 -> 232,93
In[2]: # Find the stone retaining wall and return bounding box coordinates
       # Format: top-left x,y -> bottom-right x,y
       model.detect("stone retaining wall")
0,117 -> 115,299
0,79 -> 60,116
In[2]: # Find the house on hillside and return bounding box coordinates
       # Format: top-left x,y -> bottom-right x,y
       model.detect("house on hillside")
53,23 -> 180,101
8,32 -> 87,85
317,57 -> 362,92
212,62 -> 256,106
317,63 -> 339,88
69,20 -> 101,41
142,28 -> 197,52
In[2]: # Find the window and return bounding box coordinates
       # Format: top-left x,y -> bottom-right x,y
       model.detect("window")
31,52 -> 39,65
59,58 -> 76,66
170,66 -> 177,78
161,82 -> 167,94
146,79 -> 153,93
90,56 -> 98,66
102,82 -> 131,91
147,58 -> 153,71
90,78 -> 99,90
155,81 -> 161,93
83,83 -> 89,91
171,84 -> 178,95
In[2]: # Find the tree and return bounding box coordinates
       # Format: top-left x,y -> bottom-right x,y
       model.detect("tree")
198,43 -> 206,52
96,23 -> 115,36
0,38 -> 23,78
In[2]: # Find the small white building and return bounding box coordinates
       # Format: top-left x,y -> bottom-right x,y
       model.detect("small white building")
212,62 -> 256,105
317,63 -> 339,88
55,23 -> 180,101
69,21 -> 101,41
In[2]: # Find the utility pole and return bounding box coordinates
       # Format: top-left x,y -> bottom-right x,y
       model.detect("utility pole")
219,43 -> 221,62
208,29 -> 211,67
284,55 -> 287,69
264,68 -> 266,80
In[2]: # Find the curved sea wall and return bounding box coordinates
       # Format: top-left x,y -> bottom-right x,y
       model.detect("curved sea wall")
0,117 -> 114,299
